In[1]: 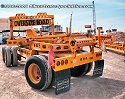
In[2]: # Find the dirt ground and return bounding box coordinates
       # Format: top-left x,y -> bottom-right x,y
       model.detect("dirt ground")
0,45 -> 125,99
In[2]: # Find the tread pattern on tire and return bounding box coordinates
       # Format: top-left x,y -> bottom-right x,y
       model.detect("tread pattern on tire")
42,54 -> 55,86
37,55 -> 52,90
11,47 -> 18,66
5,47 -> 11,67
85,62 -> 93,75
2,47 -> 6,63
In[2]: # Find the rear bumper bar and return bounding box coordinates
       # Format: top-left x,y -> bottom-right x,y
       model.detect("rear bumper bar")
53,51 -> 102,71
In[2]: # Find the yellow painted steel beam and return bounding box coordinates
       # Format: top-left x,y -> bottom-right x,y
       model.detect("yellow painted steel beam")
53,51 -> 102,71
7,39 -> 27,46
106,44 -> 125,53
29,38 -> 95,52
17,48 -> 35,58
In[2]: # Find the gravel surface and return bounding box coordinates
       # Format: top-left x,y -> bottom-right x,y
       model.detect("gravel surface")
0,45 -> 125,99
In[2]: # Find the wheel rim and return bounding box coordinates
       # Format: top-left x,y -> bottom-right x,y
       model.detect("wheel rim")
28,63 -> 42,84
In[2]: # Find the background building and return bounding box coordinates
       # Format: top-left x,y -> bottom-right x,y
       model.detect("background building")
42,25 -> 62,32
0,18 -> 9,32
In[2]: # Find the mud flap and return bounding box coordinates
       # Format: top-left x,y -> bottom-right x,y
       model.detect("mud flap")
93,59 -> 104,77
54,69 -> 71,95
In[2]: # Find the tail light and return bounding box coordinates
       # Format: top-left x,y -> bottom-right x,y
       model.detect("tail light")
56,59 -> 68,66
56,61 -> 60,66
61,60 -> 64,65
65,59 -> 68,64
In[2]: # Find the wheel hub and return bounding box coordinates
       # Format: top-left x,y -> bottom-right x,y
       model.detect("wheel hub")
28,63 -> 42,84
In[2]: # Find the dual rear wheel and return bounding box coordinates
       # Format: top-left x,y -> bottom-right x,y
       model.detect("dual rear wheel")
70,63 -> 93,77
2,47 -> 52,90
70,50 -> 93,77
2,46 -> 18,67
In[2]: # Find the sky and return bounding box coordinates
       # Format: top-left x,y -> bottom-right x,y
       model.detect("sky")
0,0 -> 125,32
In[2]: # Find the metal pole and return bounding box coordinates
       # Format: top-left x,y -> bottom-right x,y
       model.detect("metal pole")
69,14 -> 72,35
92,1 -> 96,35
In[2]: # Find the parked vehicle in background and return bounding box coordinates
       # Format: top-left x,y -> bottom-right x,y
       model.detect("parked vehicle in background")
2,30 -> 26,44
0,32 -> 2,44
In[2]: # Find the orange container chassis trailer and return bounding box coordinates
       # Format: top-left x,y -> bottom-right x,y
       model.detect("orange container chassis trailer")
2,13 -> 104,94
95,27 -> 125,54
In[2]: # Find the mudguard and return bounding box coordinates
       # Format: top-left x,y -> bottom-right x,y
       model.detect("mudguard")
54,69 -> 71,95
93,59 -> 104,77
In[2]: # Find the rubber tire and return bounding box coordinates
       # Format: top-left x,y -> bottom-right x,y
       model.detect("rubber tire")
11,47 -> 18,66
70,64 -> 89,77
42,54 -> 48,60
71,50 -> 93,76
85,62 -> 93,75
25,55 -> 52,90
2,47 -> 6,63
17,54 -> 22,61
41,54 -> 53,88
5,47 -> 12,67
42,54 -> 55,86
